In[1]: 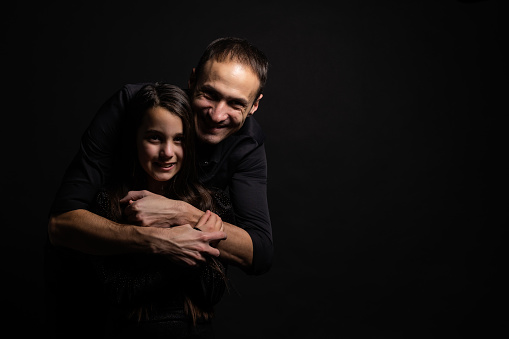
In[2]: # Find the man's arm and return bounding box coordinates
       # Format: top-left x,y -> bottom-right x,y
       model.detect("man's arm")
50,85 -> 140,214
48,209 -> 227,266
48,84 -> 230,266
121,144 -> 273,274
228,143 -> 273,274
120,191 -> 253,269
216,222 -> 253,268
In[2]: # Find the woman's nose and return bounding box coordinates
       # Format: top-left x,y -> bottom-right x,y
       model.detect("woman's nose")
160,143 -> 175,158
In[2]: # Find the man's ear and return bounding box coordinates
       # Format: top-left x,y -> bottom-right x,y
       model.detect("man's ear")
248,94 -> 263,116
188,68 -> 196,89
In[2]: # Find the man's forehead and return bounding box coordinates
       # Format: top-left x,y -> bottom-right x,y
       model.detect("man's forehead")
199,60 -> 260,101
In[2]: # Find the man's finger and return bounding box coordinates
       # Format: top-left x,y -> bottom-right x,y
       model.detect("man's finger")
207,247 -> 221,258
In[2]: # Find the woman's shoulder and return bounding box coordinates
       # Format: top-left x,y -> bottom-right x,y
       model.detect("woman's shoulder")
90,189 -> 115,220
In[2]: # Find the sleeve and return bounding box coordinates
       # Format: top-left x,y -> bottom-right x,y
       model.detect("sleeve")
50,85 -> 135,214
229,143 -> 273,275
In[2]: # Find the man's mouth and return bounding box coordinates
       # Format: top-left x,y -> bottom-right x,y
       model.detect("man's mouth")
203,124 -> 227,133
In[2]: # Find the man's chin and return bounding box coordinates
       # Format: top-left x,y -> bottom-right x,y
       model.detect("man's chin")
197,132 -> 226,145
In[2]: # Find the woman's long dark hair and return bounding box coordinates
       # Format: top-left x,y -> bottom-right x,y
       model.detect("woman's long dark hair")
105,82 -> 223,323
108,82 -> 213,219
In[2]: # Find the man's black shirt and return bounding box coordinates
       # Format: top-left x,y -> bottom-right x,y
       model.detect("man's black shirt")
50,83 -> 273,275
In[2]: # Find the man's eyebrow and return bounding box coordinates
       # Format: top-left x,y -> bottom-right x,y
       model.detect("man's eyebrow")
199,84 -> 220,96
200,84 -> 249,106
230,97 -> 249,106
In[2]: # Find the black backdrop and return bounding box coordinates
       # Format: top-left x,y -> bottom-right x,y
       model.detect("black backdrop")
1,0 -> 504,337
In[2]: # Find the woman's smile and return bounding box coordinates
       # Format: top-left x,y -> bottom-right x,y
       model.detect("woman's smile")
155,161 -> 176,171
137,106 -> 185,194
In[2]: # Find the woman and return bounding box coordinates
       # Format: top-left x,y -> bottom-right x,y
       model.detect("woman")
91,82 -> 231,338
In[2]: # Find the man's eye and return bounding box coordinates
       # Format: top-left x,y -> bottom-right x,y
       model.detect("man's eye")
230,101 -> 245,109
202,91 -> 217,101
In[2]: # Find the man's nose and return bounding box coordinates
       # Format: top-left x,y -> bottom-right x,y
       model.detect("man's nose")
209,101 -> 229,123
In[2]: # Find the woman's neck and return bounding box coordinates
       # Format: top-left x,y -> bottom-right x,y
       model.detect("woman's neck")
147,178 -> 165,196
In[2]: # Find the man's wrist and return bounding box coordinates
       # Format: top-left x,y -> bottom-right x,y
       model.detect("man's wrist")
177,200 -> 203,226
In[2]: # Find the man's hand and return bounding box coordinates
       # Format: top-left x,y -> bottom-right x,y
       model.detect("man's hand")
120,190 -> 184,227
118,191 -> 252,269
151,224 -> 227,266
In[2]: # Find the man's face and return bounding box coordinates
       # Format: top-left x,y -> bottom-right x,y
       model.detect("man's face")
190,60 -> 262,145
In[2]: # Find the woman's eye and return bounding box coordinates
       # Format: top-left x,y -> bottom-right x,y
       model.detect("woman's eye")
148,135 -> 161,142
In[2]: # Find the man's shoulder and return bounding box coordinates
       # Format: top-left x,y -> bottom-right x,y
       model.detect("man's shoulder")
218,117 -> 266,164
235,116 -> 266,146
121,82 -> 154,99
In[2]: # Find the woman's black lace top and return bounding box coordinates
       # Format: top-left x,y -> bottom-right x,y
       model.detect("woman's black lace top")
89,189 -> 234,320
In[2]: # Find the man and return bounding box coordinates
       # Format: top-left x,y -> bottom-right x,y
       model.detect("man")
47,37 -> 273,277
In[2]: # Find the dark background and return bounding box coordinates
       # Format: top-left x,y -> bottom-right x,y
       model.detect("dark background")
1,0 -> 505,337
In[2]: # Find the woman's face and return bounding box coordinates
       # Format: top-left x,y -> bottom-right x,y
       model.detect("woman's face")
136,106 -> 184,193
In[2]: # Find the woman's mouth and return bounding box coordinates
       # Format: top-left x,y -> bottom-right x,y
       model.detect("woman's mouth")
155,162 -> 175,170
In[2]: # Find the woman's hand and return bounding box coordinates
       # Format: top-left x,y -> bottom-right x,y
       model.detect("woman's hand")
194,210 -> 224,232
194,210 -> 224,247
